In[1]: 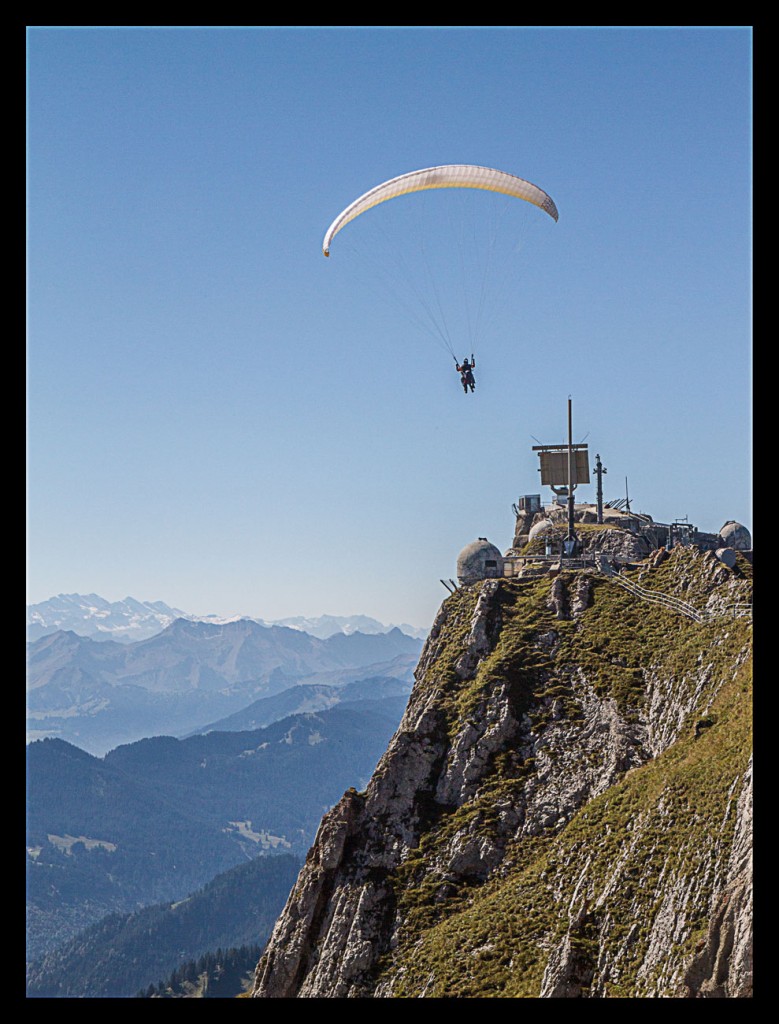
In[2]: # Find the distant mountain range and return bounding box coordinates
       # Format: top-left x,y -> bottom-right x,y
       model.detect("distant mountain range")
26,693 -> 406,962
26,593 -> 428,643
184,675 -> 413,737
26,617 -> 422,755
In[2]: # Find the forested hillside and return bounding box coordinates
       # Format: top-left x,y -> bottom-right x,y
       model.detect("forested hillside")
27,854 -> 300,998
27,697 -> 406,960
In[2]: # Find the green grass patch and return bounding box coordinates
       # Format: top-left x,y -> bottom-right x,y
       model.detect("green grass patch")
368,559 -> 752,998
376,656 -> 751,997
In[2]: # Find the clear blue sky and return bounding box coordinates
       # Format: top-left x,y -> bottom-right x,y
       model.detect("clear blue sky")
26,26 -> 752,630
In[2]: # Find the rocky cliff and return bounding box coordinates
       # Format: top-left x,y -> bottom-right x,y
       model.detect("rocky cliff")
251,547 -> 753,998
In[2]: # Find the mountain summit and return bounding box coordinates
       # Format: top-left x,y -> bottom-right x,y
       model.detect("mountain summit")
251,546 -> 752,998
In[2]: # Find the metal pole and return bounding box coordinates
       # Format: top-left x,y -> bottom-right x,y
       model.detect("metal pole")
594,453 -> 606,524
567,397 -> 575,548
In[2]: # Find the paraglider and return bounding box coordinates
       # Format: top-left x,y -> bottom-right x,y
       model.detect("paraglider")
456,355 -> 476,394
322,164 -> 557,391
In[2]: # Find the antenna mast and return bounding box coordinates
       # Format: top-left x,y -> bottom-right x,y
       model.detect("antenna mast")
594,453 -> 607,524
532,397 -> 589,559
567,397 -> 575,547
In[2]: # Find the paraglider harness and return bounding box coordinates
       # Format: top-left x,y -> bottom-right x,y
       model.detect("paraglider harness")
456,355 -> 476,393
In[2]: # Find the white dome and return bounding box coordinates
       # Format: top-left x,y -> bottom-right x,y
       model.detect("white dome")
719,521 -> 751,550
528,518 -> 555,541
456,538 -> 503,583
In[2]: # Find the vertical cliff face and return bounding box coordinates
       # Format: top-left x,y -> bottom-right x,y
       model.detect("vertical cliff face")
251,549 -> 752,998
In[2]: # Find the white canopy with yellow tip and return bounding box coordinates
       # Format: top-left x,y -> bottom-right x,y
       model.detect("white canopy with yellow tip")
322,164 -> 558,257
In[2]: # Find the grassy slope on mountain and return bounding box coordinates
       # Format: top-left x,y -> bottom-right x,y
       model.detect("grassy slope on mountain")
380,658 -> 751,996
372,553 -> 751,996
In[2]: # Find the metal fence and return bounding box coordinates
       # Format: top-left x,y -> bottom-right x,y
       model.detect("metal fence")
605,569 -> 752,625
606,571 -> 705,622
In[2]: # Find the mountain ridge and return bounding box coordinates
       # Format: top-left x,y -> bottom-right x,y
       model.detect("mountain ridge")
250,546 -> 752,998
184,676 -> 413,737
26,618 -> 422,754
27,593 -> 428,643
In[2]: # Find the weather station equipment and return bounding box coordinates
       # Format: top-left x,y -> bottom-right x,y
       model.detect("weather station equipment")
533,398 -> 589,557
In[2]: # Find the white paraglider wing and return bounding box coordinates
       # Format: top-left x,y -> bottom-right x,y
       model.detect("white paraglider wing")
322,164 -> 558,256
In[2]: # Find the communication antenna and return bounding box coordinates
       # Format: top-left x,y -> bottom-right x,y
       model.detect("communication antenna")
533,397 -> 589,557
593,454 -> 607,524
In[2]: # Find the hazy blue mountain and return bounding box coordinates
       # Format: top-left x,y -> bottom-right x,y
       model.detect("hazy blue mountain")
26,854 -> 300,998
26,695 -> 407,961
26,618 -> 421,755
186,675 -> 413,736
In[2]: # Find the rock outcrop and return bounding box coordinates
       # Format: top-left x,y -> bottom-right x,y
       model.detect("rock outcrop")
252,548 -> 753,998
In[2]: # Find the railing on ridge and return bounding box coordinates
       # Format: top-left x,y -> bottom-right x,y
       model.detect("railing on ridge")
597,557 -> 752,624
605,568 -> 706,622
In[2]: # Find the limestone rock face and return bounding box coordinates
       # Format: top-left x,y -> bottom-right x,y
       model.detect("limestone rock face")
253,601 -> 459,998
581,527 -> 655,561
678,756 -> 753,997
252,549 -> 752,999
516,510 -> 657,562
512,508 -> 534,548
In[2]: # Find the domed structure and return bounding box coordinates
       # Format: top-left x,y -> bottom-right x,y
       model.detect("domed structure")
456,538 -> 504,584
528,518 -> 556,542
718,521 -> 752,551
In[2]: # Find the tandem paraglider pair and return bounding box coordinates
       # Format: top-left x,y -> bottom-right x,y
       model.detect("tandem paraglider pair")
321,164 -> 558,396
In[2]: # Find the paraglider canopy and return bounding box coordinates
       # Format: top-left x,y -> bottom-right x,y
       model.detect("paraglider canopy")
322,164 -> 558,256
321,162 -> 558,366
